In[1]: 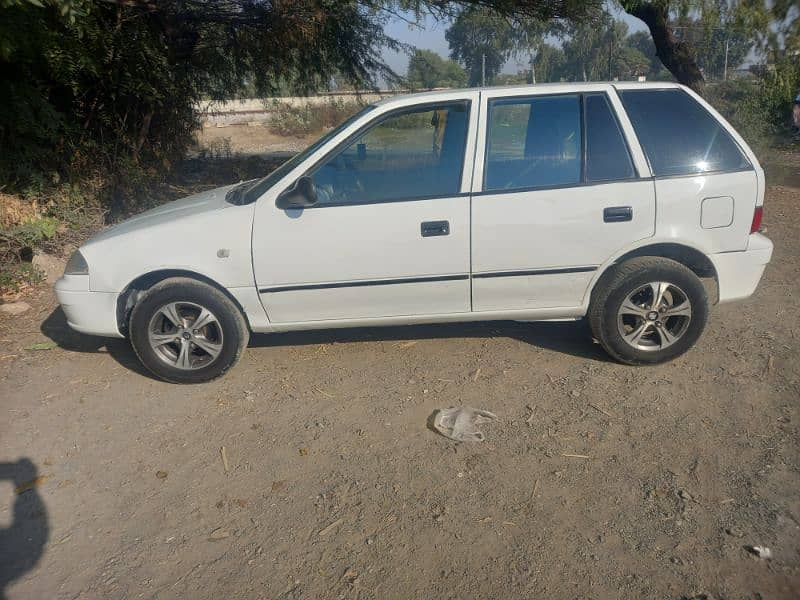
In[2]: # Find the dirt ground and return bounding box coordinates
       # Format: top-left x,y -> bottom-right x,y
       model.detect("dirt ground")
194,123 -> 317,157
1,149 -> 799,598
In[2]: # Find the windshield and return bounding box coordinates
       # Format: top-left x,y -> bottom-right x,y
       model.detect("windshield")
242,104 -> 376,204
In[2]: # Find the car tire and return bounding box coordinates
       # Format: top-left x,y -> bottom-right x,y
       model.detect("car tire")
129,277 -> 249,384
588,257 -> 708,365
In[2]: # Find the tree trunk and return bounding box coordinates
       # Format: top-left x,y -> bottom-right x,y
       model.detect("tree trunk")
621,0 -> 705,94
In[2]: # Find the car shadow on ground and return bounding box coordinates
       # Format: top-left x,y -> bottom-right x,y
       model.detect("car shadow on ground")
0,458 -> 49,599
40,307 -> 611,381
40,308 -> 152,378
249,319 -> 609,362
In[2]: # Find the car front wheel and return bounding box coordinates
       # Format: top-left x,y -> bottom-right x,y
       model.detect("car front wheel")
589,257 -> 709,365
129,277 -> 249,383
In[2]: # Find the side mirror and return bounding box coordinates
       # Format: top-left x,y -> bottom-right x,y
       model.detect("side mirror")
276,176 -> 318,209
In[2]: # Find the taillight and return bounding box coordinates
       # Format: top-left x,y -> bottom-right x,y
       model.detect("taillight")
750,206 -> 763,233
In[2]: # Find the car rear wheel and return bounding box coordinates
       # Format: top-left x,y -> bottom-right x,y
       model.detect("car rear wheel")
129,277 -> 249,383
588,257 -> 708,365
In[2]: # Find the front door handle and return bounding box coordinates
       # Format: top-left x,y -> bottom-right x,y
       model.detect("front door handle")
604,206 -> 633,223
421,220 -> 450,237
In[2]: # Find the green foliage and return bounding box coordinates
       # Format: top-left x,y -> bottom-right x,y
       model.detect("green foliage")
560,16 -> 636,81
626,30 -> 672,80
406,49 -> 467,90
11,216 -> 59,246
0,0 -> 404,190
446,8 -> 515,86
707,59 -> 800,156
525,18 -> 663,83
0,262 -> 44,293
533,43 -> 567,82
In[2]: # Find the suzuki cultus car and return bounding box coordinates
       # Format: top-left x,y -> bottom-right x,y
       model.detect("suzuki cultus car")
56,83 -> 772,383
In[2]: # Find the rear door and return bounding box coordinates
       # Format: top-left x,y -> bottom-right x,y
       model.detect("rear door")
470,86 -> 655,312
252,93 -> 478,323
616,86 -> 759,254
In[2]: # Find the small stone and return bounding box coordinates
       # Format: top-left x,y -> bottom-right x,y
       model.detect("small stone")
32,252 -> 65,283
208,527 -> 230,540
342,568 -> 358,584
155,471 -> 168,480
0,302 -> 31,316
678,489 -> 692,501
725,526 -> 744,538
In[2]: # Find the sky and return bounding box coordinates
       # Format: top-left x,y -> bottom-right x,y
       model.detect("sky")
380,5 -> 649,77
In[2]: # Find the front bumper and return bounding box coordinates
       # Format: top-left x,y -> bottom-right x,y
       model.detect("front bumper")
710,233 -> 773,303
54,275 -> 123,338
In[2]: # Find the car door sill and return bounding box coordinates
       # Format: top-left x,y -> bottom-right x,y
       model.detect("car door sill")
250,306 -> 586,333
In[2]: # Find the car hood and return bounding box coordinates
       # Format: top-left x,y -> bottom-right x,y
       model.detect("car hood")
84,184 -> 239,247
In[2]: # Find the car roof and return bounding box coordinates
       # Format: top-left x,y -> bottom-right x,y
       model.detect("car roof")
373,81 -> 684,106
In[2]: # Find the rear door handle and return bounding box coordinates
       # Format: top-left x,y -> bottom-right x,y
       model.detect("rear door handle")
421,220 -> 450,237
603,206 -> 633,223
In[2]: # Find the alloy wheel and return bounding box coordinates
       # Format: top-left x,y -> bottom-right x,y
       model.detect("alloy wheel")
147,301 -> 224,370
616,281 -> 692,351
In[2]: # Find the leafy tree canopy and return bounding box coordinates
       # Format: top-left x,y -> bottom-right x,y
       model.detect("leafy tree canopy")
0,0 -> 601,186
406,49 -> 467,89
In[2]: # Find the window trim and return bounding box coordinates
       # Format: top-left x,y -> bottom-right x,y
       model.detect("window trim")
282,99 -> 473,209
472,176 -> 653,198
481,92 -> 639,194
617,87 -> 753,179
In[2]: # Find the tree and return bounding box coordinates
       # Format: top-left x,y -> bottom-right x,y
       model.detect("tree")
560,16 -> 633,82
619,0 -> 707,92
406,49 -> 467,90
445,7 -> 515,86
626,30 -> 671,79
533,43 -> 567,82
667,0 -> 752,81
0,0 -> 607,189
615,46 -> 651,78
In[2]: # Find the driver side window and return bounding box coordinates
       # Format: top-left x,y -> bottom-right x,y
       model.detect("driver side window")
310,102 -> 470,206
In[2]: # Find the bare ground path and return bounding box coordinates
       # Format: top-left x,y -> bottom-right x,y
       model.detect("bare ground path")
1,184 -> 798,599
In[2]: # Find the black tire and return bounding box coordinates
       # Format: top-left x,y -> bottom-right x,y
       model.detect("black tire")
588,257 -> 708,365
129,277 -> 249,383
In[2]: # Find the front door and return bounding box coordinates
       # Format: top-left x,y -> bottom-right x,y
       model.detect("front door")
470,88 -> 656,311
252,96 -> 477,324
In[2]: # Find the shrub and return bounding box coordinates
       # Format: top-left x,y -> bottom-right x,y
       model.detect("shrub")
707,60 -> 800,157
268,98 -> 364,137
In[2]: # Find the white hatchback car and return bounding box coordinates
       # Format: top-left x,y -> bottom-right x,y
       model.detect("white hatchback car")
56,82 -> 773,383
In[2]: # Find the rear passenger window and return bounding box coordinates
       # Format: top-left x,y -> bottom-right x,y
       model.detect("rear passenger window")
619,89 -> 750,177
485,95 -> 581,191
585,94 -> 636,182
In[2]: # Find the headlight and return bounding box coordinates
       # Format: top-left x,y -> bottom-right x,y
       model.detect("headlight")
64,250 -> 89,275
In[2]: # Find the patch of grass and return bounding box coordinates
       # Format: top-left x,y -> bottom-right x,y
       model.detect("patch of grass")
0,262 -> 44,296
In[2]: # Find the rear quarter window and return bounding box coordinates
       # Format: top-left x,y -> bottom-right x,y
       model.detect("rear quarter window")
619,88 -> 750,177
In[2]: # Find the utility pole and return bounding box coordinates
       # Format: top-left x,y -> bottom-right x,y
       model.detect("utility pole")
723,38 -> 730,82
481,53 -> 486,87
608,39 -> 613,81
